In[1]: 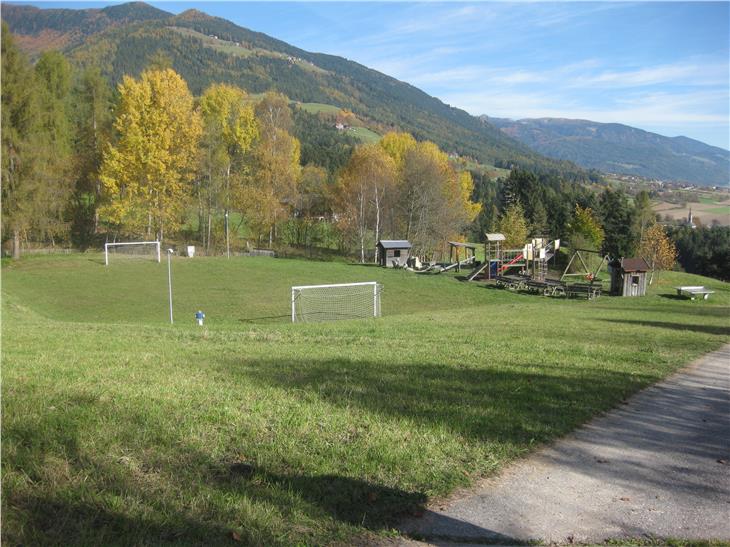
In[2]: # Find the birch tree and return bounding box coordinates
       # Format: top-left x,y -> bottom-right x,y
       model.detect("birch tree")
200,83 -> 258,255
99,68 -> 201,241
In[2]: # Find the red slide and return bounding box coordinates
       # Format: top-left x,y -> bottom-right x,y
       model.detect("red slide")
498,254 -> 523,272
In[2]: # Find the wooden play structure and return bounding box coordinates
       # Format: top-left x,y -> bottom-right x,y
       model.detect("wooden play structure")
462,235 -> 607,300
560,248 -> 609,284
406,241 -> 477,273
468,234 -> 559,282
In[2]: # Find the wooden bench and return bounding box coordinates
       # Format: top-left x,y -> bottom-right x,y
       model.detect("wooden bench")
566,283 -> 602,300
675,286 -> 715,300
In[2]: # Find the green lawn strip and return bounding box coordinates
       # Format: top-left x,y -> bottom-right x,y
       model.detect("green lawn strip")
2,257 -> 729,544
347,126 -> 381,143
298,102 -> 342,115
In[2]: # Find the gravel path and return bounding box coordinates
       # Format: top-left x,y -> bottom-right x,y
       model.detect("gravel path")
398,344 -> 730,545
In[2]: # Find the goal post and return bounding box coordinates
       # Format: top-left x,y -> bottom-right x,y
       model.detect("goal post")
105,241 -> 161,266
291,281 -> 382,323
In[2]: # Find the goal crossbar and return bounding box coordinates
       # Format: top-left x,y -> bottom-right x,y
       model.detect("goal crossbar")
291,281 -> 381,323
105,241 -> 161,265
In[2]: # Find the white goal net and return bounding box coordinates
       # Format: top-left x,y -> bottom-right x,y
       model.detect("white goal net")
105,241 -> 161,266
291,281 -> 382,323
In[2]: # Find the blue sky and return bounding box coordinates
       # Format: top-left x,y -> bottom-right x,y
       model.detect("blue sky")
17,2 -> 730,149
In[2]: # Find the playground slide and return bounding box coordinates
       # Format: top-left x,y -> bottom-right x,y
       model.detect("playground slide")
498,254 -> 523,272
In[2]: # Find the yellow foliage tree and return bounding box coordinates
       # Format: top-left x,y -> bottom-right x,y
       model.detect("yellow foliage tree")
246,95 -> 301,246
639,223 -> 677,283
200,83 -> 258,254
379,131 -> 417,172
337,144 -> 396,262
99,68 -> 201,240
498,203 -> 529,248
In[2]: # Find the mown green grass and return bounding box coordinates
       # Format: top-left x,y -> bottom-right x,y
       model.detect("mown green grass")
347,126 -> 381,143
298,102 -> 343,115
2,255 -> 729,545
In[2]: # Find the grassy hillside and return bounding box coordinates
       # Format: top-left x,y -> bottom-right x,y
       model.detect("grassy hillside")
2,255 -> 729,544
1,2 -> 592,180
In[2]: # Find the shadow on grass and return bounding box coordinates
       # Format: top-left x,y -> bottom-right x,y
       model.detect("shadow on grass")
238,314 -> 291,324
2,398 -> 513,546
658,293 -> 693,301
225,357 -> 657,446
600,318 -> 730,337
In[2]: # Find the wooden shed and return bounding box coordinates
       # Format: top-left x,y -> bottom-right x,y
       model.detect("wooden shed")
610,257 -> 650,297
377,240 -> 412,268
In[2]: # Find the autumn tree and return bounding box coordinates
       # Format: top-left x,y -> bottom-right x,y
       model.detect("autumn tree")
633,190 -> 654,242
337,144 -> 396,262
245,94 -> 301,247
398,142 -> 479,254
379,131 -> 417,172
567,205 -> 604,251
498,203 -> 529,249
288,164 -> 330,248
99,68 -> 201,241
639,223 -> 677,283
199,83 -> 258,255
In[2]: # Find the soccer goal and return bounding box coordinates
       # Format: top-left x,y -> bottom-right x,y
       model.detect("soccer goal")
105,241 -> 161,266
291,281 -> 382,323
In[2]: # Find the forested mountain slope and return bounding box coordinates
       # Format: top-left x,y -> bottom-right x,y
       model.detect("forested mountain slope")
488,117 -> 730,186
2,2 -> 591,180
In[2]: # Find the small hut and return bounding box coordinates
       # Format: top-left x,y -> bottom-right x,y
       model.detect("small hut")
377,240 -> 412,268
610,257 -> 650,297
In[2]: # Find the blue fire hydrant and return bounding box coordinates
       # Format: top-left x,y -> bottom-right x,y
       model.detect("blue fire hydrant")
195,310 -> 205,326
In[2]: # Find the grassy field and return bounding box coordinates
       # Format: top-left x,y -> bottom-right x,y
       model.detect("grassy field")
298,102 -> 343,115
346,126 -> 382,144
297,103 -> 382,143
3,254 -> 729,545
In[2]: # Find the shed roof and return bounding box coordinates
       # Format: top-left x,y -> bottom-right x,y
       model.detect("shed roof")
377,240 -> 412,249
621,257 -> 650,272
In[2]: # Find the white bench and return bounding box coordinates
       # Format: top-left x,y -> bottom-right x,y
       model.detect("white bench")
675,286 -> 715,300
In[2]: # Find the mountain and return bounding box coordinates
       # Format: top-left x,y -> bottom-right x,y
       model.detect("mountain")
487,117 -> 730,187
1,2 -> 591,181
0,2 -> 169,56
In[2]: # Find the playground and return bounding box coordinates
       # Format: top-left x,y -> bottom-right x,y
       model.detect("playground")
401,234 -> 612,300
2,254 -> 729,545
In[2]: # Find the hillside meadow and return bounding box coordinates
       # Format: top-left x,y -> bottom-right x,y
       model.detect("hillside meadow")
2,254 -> 729,545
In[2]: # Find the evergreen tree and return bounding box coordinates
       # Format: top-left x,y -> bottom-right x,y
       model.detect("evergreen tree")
1,28 -> 74,256
71,66 -> 113,247
597,188 -> 637,258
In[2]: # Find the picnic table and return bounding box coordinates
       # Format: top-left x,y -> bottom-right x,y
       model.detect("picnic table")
675,286 -> 715,300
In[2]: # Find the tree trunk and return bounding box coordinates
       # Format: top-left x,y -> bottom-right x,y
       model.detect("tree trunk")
12,228 -> 21,259
373,184 -> 381,264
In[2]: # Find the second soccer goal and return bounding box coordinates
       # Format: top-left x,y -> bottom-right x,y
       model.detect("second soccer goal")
291,281 -> 382,323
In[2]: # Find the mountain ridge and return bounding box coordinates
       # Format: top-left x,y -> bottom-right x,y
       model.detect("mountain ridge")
487,116 -> 729,186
